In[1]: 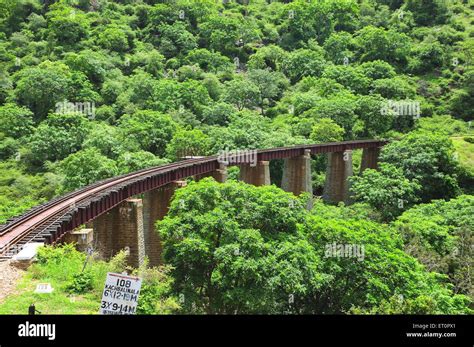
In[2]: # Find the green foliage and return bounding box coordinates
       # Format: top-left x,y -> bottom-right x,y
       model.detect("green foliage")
247,69 -> 289,114
184,48 -> 233,73
46,3 -> 89,45
301,93 -> 358,137
56,147 -> 118,192
97,25 -> 132,53
158,180 -> 471,314
416,115 -> 470,136
117,151 -> 168,175
14,61 -> 73,120
135,265 -> 180,315
393,195 -> 474,301
405,0 -> 451,26
408,39 -> 445,73
222,76 -> 259,111
27,112 -> 91,167
1,0 -> 473,315
0,244 -> 178,314
0,103 -> 33,138
0,161 -> 59,223
355,94 -> 394,137
310,118 -> 345,143
381,132 -> 461,202
118,110 -> 177,156
322,65 -> 371,94
354,26 -> 410,65
154,22 -> 197,58
449,67 -> 474,121
166,128 -> 211,161
282,48 -> 327,83
350,163 -> 421,221
66,271 -> 94,294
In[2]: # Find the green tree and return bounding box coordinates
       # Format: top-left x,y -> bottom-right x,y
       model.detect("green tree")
199,14 -> 261,58
0,103 -> 33,138
323,32 -> 356,65
393,195 -> 474,301
247,69 -> 289,115
157,179 -> 316,314
408,39 -> 445,74
222,77 -> 259,111
118,110 -> 177,157
97,25 -> 132,53
301,93 -> 357,137
322,65 -> 371,95
380,132 -> 461,202
371,76 -> 416,99
64,50 -> 110,85
309,118 -> 345,143
158,180 -> 471,314
184,48 -> 233,74
46,3 -> 89,45
354,26 -> 411,65
355,95 -> 394,137
350,163 -> 421,221
14,61 -> 73,120
405,0 -> 450,26
56,147 -> 118,192
165,128 -> 212,161
359,60 -> 396,80
117,151 -> 169,174
304,211 -> 470,314
27,113 -> 90,167
449,67 -> 474,121
282,48 -> 326,83
154,22 -> 197,58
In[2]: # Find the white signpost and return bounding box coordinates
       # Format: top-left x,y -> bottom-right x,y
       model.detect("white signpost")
99,272 -> 142,315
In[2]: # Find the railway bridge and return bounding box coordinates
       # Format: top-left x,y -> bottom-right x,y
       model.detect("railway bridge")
0,140 -> 387,266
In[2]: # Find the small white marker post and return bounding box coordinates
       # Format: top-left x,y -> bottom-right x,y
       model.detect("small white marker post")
34,283 -> 54,294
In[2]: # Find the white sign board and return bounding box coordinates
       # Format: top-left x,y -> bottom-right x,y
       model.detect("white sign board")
99,272 -> 142,315
35,283 -> 54,294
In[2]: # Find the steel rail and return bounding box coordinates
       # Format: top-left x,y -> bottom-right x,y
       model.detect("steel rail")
0,140 -> 387,259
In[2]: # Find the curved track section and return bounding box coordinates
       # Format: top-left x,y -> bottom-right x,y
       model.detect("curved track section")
0,140 -> 387,259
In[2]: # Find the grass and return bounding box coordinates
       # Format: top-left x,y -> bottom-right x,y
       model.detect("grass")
0,274 -> 99,314
0,244 -> 179,315
0,244 -> 115,314
452,136 -> 474,175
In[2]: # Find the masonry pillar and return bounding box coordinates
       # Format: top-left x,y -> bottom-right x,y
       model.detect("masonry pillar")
239,161 -> 270,186
281,149 -> 313,207
194,164 -> 228,183
360,147 -> 381,173
63,228 -> 93,252
323,150 -> 353,204
142,181 -> 186,266
93,198 -> 145,267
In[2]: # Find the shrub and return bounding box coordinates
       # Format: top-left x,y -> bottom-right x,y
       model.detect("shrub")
66,271 -> 94,294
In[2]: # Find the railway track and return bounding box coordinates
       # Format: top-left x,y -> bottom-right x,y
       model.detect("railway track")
0,140 -> 387,261
0,157 -> 213,260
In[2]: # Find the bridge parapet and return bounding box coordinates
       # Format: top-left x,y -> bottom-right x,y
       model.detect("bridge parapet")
0,140 -> 388,261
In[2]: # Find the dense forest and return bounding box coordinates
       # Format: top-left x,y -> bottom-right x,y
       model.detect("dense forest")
0,0 -> 473,314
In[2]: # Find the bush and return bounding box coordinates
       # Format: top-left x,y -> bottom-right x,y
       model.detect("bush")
67,271 -> 94,294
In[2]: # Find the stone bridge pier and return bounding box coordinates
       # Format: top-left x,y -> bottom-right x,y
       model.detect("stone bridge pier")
65,144 -> 382,267
281,149 -> 313,208
239,161 -> 271,186
92,181 -> 188,267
